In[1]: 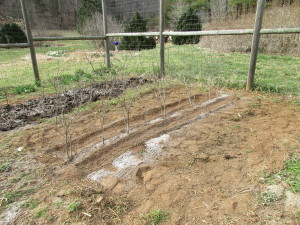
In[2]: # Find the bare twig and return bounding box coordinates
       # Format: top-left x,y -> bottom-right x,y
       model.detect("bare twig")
153,77 -> 167,119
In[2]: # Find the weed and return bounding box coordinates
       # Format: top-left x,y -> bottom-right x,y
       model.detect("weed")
271,98 -> 283,103
21,199 -> 39,209
67,201 -> 81,212
248,102 -> 261,109
290,101 -> 300,107
103,196 -> 129,215
54,200 -> 64,209
108,98 -> 118,106
262,172 -> 280,185
0,188 -> 36,207
186,157 -> 196,168
260,192 -> 278,205
141,209 -> 168,225
0,160 -> 12,172
13,85 -> 36,94
32,207 -> 48,218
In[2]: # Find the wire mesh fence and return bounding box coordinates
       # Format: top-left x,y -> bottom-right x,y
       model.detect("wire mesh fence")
105,0 -> 160,77
0,0 -> 299,100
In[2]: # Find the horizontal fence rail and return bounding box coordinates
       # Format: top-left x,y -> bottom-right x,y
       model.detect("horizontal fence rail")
164,28 -> 300,36
106,32 -> 160,37
0,43 -> 30,48
33,36 -> 106,41
1,28 -> 299,49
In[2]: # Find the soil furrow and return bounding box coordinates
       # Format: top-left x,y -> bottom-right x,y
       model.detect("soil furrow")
67,94 -> 235,178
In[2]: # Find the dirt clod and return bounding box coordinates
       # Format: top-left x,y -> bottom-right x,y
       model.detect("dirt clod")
196,153 -> 210,162
135,165 -> 153,183
224,154 -> 237,159
99,175 -> 119,190
285,191 -> 300,212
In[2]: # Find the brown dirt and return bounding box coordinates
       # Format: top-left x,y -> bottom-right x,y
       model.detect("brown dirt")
0,85 -> 299,225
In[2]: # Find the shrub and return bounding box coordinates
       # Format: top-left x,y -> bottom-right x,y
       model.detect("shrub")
0,23 -> 27,44
120,12 -> 156,51
172,7 -> 202,45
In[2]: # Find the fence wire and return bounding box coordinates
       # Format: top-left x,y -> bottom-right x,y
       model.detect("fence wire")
0,0 -> 299,100
0,7 -> 35,98
106,0 -> 160,76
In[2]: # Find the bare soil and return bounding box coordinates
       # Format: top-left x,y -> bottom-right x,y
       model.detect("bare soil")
0,84 -> 299,225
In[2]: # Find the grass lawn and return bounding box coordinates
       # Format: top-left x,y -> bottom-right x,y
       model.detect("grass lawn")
0,41 -> 299,100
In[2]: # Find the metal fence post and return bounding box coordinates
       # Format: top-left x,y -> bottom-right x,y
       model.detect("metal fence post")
159,0 -> 165,77
102,0 -> 111,68
20,0 -> 41,84
247,0 -> 265,91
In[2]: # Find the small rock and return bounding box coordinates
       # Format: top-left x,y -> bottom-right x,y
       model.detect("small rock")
259,177 -> 266,183
95,196 -> 104,204
285,191 -> 300,212
266,185 -> 284,198
56,190 -> 66,197
99,175 -> 118,190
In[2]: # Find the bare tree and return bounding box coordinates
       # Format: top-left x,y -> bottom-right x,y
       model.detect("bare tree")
55,109 -> 77,160
168,0 -> 189,29
81,12 -> 123,50
181,75 -> 195,106
117,88 -> 137,134
153,77 -> 168,119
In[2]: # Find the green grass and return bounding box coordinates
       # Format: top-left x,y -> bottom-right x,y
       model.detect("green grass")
21,199 -> 39,209
141,209 -> 168,225
279,158 -> 300,193
13,84 -> 36,94
0,187 -> 36,208
263,158 -> 300,193
0,42 -> 299,100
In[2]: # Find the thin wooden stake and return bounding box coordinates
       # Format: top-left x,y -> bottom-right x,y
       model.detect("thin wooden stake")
159,0 -> 165,77
247,0 -> 266,91
102,0 -> 111,68
20,0 -> 40,84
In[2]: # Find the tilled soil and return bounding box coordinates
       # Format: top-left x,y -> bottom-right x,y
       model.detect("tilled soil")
0,86 -> 299,225
0,77 -> 149,131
